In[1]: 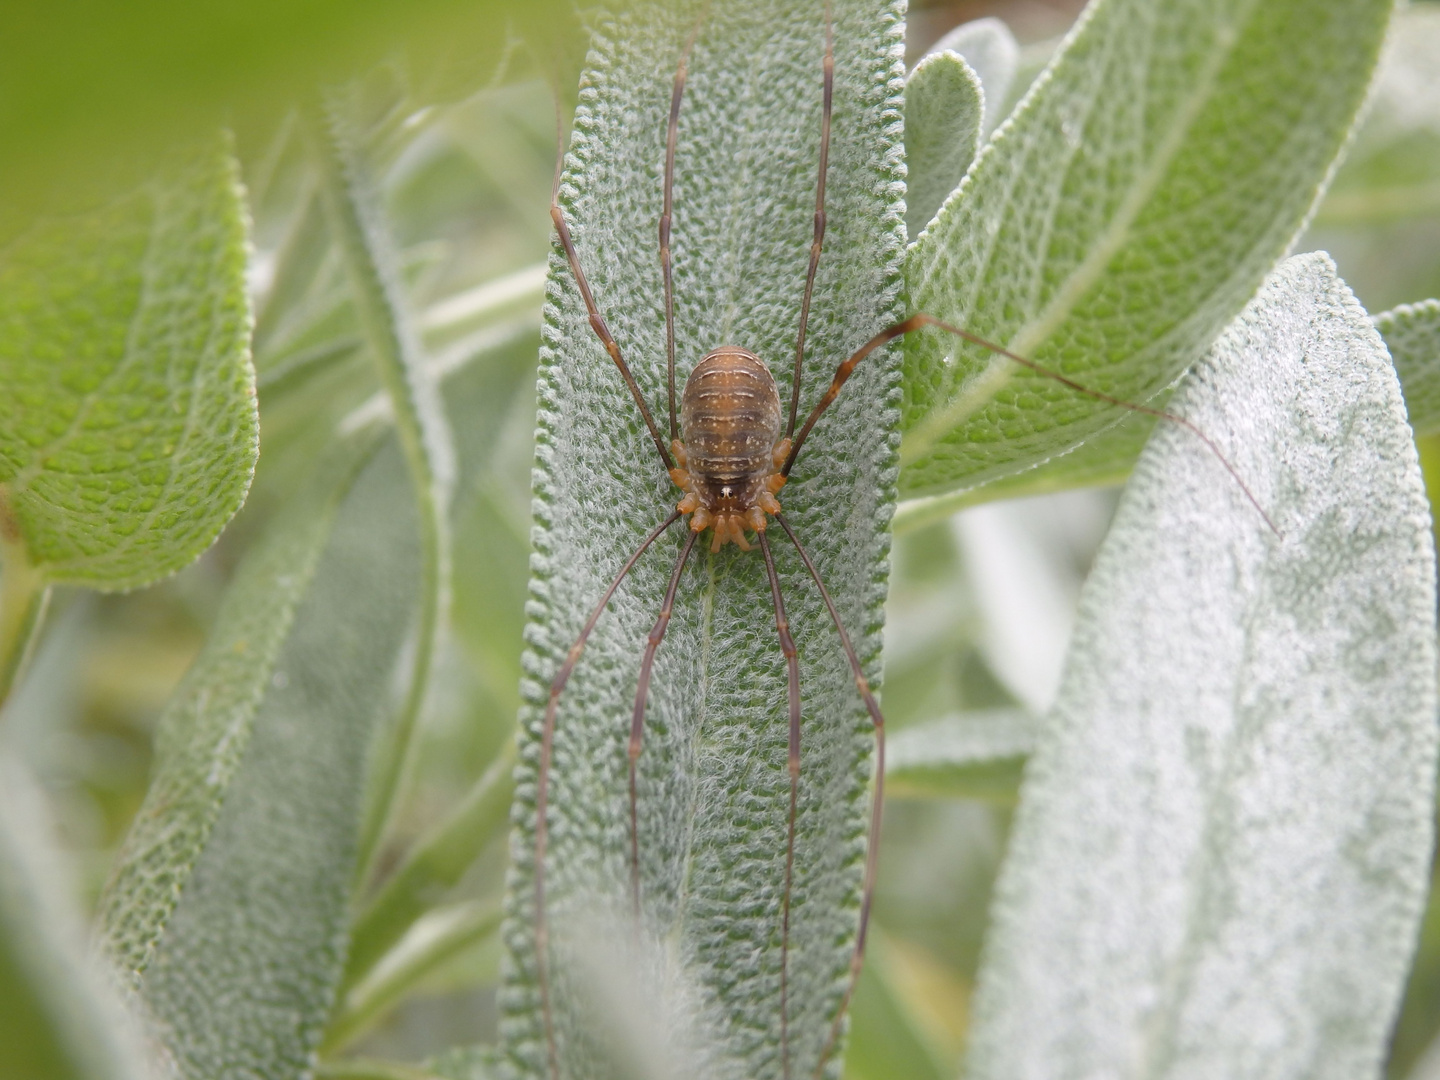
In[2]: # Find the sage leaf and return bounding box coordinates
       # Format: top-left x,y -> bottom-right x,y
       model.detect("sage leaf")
0,137 -> 257,591
0,760 -> 151,1080
922,17 -> 1018,136
500,1 -> 905,1076
96,428 -> 382,991
1376,299 -> 1440,436
966,253 -> 1438,1080
904,51 -> 982,240
900,0 -> 1393,502
885,710 -> 1036,802
135,442 -> 421,1080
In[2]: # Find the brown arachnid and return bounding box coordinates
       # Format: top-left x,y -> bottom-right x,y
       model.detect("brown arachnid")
521,5 -> 1274,1079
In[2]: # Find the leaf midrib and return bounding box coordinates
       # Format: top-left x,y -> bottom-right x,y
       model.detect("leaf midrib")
900,0 -> 1254,467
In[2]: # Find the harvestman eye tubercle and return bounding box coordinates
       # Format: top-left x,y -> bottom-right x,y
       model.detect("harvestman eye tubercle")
528,6 -> 1278,1080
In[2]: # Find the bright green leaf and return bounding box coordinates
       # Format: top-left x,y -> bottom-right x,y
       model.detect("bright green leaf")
885,710 -> 1036,802
500,1 -> 905,1076
0,760 -> 151,1080
134,443 -> 421,1080
1377,298 -> 1440,435
96,427 -> 382,990
900,0 -> 1393,502
904,52 -> 982,240
966,254 -> 1438,1079
0,137 -> 257,591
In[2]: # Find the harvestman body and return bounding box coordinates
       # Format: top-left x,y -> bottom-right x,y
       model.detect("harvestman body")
532,9 -> 1276,1080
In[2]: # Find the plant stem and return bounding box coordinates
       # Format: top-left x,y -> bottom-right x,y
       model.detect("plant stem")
312,98 -> 454,885
342,740 -> 516,994
323,900 -> 502,1054
0,513 -> 49,708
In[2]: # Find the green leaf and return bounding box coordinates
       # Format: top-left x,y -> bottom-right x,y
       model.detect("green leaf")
966,254 -> 1438,1078
0,137 -> 257,591
316,91 -> 456,877
0,760 -> 151,1080
923,17 -> 1018,136
133,442 -> 422,1080
885,710 -> 1036,802
500,1 -> 905,1076
1377,299 -> 1440,436
96,427 -> 381,991
904,51 -> 982,240
899,0 -> 1393,503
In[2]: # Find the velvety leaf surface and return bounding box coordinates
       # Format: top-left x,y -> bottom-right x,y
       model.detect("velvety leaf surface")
904,51 -> 982,240
499,1 -> 905,1077
1377,298 -> 1440,435
0,138 -> 257,590
96,429 -> 381,990
134,443 -> 420,1080
923,18 -> 1018,136
899,0 -> 1393,502
966,253 -> 1438,1080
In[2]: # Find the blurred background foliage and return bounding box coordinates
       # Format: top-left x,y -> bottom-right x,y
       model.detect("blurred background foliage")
3,0 -> 1440,1077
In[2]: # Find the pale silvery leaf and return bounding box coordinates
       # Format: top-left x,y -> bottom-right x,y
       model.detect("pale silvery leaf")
923,17 -> 1018,136
1376,298 -> 1440,435
966,253 -> 1438,1080
499,0 -> 905,1077
900,0 -> 1393,502
904,52 -> 982,240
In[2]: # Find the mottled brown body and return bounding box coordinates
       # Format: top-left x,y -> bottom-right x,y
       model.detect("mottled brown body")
669,346 -> 789,552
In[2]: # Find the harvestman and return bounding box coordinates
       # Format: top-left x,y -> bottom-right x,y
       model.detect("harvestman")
531,8 -> 1277,1080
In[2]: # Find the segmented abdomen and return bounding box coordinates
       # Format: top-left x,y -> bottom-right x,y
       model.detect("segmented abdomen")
680,347 -> 782,508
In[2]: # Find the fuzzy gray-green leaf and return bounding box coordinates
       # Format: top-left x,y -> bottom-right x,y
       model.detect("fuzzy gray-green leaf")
96,428 -> 381,991
900,0 -> 1393,502
500,1 -> 905,1076
135,443 -> 420,1080
923,17 -> 1018,136
1377,298 -> 1440,435
904,51 -> 982,240
966,253 -> 1438,1080
0,137 -> 257,590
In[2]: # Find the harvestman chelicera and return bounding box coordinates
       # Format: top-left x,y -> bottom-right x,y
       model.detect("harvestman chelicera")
531,7 -> 1278,1080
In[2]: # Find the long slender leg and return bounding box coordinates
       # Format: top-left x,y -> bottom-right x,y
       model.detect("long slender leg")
661,12 -> 707,443
535,511 -> 682,1080
551,169 -> 675,470
771,515 -> 884,1080
781,313 -> 1278,536
627,528 -> 702,921
758,530 -> 803,1080
786,0 -> 835,439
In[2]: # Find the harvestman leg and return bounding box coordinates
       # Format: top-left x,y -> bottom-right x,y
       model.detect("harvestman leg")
627,528 -> 702,918
757,531 -> 804,1080
534,512 -> 682,1080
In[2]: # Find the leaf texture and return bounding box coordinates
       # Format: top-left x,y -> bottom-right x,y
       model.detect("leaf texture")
904,51 -> 982,240
499,1 -> 906,1076
965,253 -> 1439,1080
1376,298 -> 1440,436
0,137 -> 257,590
96,429 -> 381,990
899,0 -> 1393,502
135,443 -> 420,1080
